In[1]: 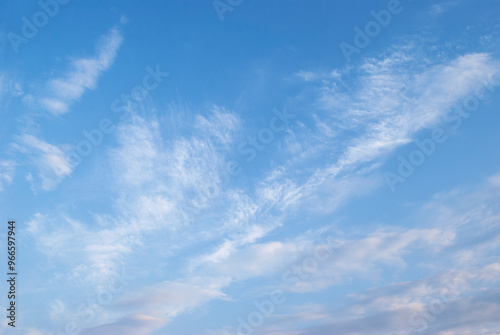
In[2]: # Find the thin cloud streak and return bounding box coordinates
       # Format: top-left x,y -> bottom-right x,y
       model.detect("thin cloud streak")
41,27 -> 123,115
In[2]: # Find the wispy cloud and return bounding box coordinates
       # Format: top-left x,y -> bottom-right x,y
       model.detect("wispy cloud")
429,0 -> 460,16
0,160 -> 16,191
12,134 -> 74,190
194,106 -> 241,147
41,27 -> 123,115
245,264 -> 500,335
22,105 -> 243,291
114,280 -> 228,319
283,50 -> 500,213
80,314 -> 168,335
213,169 -> 500,334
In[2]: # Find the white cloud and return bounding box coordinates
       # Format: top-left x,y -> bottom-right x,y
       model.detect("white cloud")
286,51 -> 500,213
239,264 -> 500,335
340,52 -> 497,162
73,280 -> 227,334
0,160 -> 16,191
282,228 -> 454,294
194,106 -> 241,147
412,170 -> 500,269
193,241 -> 300,281
429,1 -> 459,16
295,70 -> 341,82
11,82 -> 24,97
40,98 -> 69,114
80,314 -> 168,335
41,27 -> 123,115
186,225 -> 454,298
13,134 -> 74,190
203,169 -> 500,333
114,280 -> 228,319
21,108 -> 249,313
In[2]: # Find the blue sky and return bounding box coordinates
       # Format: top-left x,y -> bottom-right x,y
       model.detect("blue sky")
1,0 -> 500,334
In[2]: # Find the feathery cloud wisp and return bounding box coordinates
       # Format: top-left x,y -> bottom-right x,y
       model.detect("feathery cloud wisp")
41,27 -> 123,115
